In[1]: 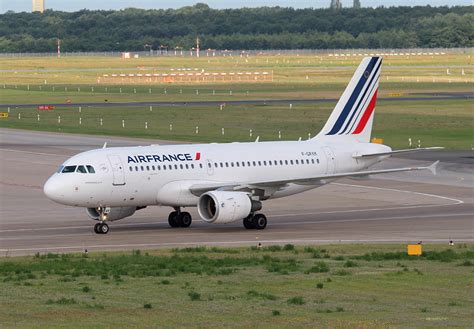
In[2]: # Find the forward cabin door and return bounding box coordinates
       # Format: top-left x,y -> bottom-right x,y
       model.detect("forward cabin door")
107,155 -> 126,185
322,147 -> 336,175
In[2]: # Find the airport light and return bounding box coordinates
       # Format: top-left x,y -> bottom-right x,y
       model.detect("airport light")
144,44 -> 153,55
174,46 -> 183,56
159,45 -> 168,55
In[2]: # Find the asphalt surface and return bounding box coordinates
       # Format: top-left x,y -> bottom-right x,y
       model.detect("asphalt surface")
0,128 -> 473,256
0,92 -> 472,109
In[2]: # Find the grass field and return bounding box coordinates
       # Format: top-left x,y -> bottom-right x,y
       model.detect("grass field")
1,244 -> 473,328
0,99 -> 472,149
0,53 -> 473,149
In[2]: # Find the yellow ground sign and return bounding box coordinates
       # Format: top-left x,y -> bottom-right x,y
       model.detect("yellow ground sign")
371,137 -> 384,144
0,112 -> 9,118
407,244 -> 422,256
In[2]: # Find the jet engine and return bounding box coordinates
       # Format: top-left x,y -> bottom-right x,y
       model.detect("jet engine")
198,191 -> 261,224
86,206 -> 137,222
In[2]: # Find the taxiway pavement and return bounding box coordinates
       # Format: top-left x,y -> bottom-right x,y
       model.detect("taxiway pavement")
1,128 -> 472,256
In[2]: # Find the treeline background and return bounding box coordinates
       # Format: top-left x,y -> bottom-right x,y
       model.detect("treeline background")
0,3 -> 472,52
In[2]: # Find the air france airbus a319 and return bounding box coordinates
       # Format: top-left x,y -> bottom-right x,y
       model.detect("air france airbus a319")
44,57 -> 440,234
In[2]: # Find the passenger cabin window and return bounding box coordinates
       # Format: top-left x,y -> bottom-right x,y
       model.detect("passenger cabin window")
62,166 -> 77,173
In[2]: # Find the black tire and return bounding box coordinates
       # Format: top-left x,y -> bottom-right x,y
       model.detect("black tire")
252,214 -> 267,230
243,215 -> 254,229
168,211 -> 180,228
180,212 -> 192,228
94,223 -> 101,234
100,223 -> 109,234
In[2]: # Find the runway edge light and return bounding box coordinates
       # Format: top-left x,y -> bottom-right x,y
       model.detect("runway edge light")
407,244 -> 422,256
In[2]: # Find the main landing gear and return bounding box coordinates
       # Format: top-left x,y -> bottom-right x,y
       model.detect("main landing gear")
94,222 -> 109,234
243,213 -> 267,230
168,208 -> 192,228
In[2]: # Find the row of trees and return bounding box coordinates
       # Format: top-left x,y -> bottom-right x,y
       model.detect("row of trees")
0,4 -> 472,52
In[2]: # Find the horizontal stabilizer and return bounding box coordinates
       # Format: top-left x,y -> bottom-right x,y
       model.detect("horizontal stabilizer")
353,147 -> 444,158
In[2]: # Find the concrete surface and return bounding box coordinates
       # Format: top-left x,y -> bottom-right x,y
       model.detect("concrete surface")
0,128 -> 472,256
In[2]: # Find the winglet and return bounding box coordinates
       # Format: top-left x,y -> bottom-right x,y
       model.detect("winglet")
428,161 -> 439,175
102,142 -> 107,149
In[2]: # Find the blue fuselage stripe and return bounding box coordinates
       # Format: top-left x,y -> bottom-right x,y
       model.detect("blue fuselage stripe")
326,57 -> 378,135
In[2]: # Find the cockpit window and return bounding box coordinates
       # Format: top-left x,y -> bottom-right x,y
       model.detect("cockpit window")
57,166 -> 64,173
76,165 -> 87,173
62,165 -> 77,173
86,165 -> 95,173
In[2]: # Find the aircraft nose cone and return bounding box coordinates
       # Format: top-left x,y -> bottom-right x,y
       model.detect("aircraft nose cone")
43,175 -> 64,203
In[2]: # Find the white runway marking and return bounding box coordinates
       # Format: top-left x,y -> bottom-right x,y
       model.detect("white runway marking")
1,212 -> 472,240
333,182 -> 464,205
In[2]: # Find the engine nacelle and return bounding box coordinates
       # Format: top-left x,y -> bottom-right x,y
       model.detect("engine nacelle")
198,191 -> 261,224
86,206 -> 137,222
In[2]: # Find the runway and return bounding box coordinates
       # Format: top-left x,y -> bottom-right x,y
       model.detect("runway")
0,91 -> 472,109
0,128 -> 473,256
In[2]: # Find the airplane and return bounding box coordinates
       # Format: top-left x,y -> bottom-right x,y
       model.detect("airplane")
44,57 -> 441,234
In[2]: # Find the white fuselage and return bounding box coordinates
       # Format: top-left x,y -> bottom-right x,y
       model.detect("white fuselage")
43,139 -> 389,209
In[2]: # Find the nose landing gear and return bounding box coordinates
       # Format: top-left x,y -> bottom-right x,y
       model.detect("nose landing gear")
93,207 -> 110,234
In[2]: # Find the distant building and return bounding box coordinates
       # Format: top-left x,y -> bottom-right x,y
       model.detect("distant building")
330,0 -> 342,9
32,0 -> 45,13
354,0 -> 361,8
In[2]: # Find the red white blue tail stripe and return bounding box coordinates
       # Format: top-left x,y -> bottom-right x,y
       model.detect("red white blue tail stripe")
325,57 -> 382,136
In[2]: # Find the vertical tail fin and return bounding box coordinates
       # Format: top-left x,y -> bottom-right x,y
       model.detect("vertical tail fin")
315,56 -> 382,143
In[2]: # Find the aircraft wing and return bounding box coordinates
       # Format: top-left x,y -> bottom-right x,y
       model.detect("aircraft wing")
352,147 -> 444,158
189,161 -> 439,196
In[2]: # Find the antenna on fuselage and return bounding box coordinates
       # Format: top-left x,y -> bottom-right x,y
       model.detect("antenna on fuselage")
102,142 -> 107,149
298,137 -> 302,141
255,136 -> 260,142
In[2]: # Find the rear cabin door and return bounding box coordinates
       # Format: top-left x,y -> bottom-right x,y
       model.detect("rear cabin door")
107,155 -> 126,185
322,147 -> 336,175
